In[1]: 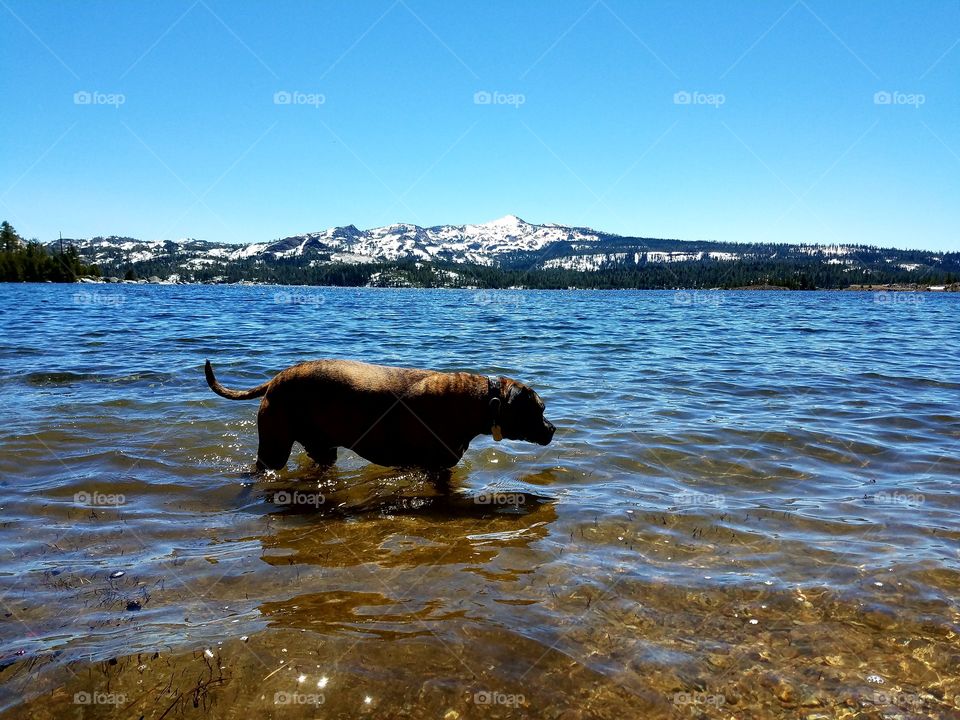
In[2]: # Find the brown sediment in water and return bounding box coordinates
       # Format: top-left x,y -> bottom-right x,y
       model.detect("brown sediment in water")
2,567 -> 958,718
2,474 -> 959,719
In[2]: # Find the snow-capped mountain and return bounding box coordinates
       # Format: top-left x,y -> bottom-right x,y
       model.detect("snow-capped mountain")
54,216 -> 958,286
249,215 -> 587,265
61,215 -> 602,268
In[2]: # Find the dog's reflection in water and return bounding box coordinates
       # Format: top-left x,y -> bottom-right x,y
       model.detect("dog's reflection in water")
248,457 -> 559,576
239,456 -> 552,520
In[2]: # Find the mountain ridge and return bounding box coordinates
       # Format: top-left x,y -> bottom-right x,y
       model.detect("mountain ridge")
50,216 -> 960,289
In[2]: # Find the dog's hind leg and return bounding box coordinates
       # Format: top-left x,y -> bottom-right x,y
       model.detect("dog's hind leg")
255,403 -> 294,472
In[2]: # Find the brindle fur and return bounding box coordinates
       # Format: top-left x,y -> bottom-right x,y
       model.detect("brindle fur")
205,359 -> 556,471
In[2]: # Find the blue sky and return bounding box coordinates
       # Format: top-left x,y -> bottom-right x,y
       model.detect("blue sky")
2,1 -> 958,250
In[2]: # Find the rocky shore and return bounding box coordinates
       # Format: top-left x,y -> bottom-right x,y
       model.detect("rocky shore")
844,283 -> 960,292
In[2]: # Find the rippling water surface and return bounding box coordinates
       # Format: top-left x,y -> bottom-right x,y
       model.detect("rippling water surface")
1,284 -> 958,718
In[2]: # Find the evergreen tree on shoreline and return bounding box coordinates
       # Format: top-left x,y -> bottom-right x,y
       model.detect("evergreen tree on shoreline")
0,221 -> 101,282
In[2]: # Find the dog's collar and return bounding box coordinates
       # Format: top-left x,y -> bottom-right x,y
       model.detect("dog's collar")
487,376 -> 503,442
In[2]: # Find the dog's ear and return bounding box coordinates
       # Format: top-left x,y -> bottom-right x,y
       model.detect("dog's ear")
506,385 -> 523,405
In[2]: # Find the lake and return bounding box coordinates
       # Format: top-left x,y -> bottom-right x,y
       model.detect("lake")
0,284 -> 958,718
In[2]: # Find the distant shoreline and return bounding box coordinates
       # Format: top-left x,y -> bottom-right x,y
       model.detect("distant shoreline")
52,278 -> 960,292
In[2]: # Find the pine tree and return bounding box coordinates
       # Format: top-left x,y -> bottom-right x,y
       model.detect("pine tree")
1,222 -> 20,253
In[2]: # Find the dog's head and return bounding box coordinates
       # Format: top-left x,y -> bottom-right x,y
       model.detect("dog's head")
490,378 -> 556,446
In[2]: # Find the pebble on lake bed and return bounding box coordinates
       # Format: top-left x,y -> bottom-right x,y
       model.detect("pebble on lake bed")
125,600 -> 141,611
110,571 -> 125,579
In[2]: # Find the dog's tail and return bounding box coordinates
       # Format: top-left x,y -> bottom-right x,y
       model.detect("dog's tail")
204,360 -> 271,400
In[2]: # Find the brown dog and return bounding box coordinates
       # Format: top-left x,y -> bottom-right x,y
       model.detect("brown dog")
205,359 -> 555,471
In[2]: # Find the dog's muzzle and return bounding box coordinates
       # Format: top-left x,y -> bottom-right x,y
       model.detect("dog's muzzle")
535,421 -> 556,445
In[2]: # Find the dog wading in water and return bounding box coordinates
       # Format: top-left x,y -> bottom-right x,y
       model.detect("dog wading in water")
205,359 -> 556,472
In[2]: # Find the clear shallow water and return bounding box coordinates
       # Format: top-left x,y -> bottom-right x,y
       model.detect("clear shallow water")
0,284 -> 958,718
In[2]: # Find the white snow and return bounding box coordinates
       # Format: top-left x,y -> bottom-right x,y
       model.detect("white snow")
645,251 -> 704,263
797,244 -> 853,257
230,243 -> 268,259
542,253 -> 630,271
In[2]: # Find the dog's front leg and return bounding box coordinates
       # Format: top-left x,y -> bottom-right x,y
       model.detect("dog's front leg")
302,441 -> 337,467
